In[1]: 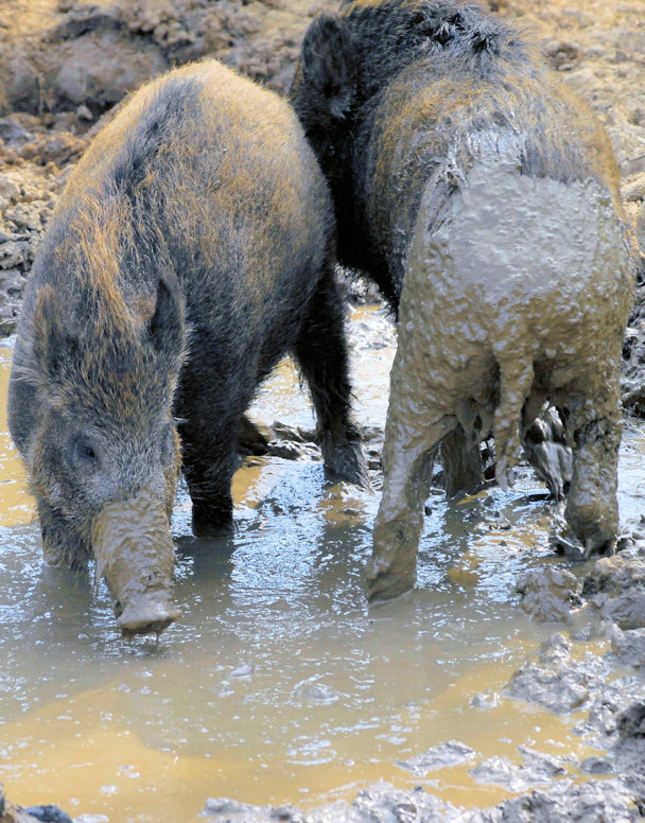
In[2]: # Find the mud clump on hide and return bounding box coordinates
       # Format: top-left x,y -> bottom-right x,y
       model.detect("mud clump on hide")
8,58 -> 367,636
91,486 -> 178,637
291,0 -> 637,602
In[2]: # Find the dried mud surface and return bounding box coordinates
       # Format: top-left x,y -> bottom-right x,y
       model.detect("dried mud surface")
1,0 -> 644,821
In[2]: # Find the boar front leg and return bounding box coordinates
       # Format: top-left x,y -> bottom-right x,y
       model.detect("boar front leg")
176,376 -> 240,536
182,431 -> 238,537
37,499 -> 89,571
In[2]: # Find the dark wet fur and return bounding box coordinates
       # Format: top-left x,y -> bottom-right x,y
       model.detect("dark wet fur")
9,60 -> 365,575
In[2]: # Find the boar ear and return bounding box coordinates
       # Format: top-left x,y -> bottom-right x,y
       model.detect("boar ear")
301,13 -> 356,120
148,277 -> 184,362
31,285 -> 75,381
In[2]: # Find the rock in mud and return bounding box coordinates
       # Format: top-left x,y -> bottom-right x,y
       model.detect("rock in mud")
24,807 -> 72,823
517,745 -> 567,778
516,566 -> 582,623
583,554 -> 645,630
576,679 -> 645,778
584,554 -> 645,597
504,636 -> 593,713
468,755 -> 555,793
0,792 -> 71,823
579,755 -> 614,775
610,702 -> 645,776
396,740 -> 475,776
610,626 -> 645,668
583,683 -> 641,740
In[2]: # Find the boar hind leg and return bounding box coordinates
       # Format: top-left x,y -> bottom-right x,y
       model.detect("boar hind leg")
368,347 -> 454,602
293,271 -> 370,489
561,379 -> 621,556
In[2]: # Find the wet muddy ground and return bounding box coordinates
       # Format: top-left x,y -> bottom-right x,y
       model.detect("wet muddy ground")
0,1 -> 644,819
1,304 -> 644,822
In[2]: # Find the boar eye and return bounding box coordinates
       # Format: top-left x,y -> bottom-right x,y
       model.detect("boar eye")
69,435 -> 99,468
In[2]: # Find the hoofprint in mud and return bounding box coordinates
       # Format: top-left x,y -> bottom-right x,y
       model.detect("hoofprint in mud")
291,0 -> 637,602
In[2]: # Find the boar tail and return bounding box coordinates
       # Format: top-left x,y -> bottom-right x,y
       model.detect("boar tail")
494,356 -> 535,490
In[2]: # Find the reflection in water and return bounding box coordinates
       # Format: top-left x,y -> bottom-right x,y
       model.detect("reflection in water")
0,315 -> 642,821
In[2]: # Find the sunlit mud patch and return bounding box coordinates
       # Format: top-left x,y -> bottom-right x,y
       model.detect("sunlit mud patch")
0,307 -> 643,822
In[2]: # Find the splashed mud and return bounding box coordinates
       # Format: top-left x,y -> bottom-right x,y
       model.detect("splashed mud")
0,306 -> 644,822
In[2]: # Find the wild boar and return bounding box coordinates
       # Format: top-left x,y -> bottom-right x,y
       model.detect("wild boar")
291,0 -> 635,600
9,59 -> 367,634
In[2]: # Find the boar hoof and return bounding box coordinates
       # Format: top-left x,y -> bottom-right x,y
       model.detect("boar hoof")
366,556 -> 416,604
192,516 -> 235,539
116,595 -> 179,637
320,430 -> 371,490
551,529 -> 615,561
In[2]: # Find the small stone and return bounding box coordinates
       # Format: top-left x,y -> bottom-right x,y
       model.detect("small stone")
610,626 -> 645,668
518,745 -> 567,777
516,567 -> 581,623
26,805 -> 74,823
469,755 -> 551,792
0,240 -> 28,269
505,659 -> 591,713
76,104 -> 93,121
580,756 -> 614,774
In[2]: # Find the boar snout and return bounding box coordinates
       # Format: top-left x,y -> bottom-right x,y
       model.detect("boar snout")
115,591 -> 179,638
91,486 -> 178,637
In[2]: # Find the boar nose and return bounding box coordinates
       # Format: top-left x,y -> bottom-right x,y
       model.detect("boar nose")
116,591 -> 180,637
92,485 -> 178,638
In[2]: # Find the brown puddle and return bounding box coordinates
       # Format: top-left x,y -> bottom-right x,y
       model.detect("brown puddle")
0,309 -> 643,822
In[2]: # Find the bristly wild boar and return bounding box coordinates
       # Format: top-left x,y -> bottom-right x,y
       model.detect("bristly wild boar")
290,0 -> 636,601
8,59 -> 368,636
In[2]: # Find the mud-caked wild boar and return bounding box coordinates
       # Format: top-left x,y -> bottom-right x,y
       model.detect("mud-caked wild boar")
291,0 -> 636,601
9,59 -> 368,636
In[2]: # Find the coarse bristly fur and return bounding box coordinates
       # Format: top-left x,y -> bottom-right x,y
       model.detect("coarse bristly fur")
290,0 -> 625,307
9,59 -> 367,579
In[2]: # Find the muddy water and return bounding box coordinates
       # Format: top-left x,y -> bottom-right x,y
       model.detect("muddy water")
0,308 -> 644,822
